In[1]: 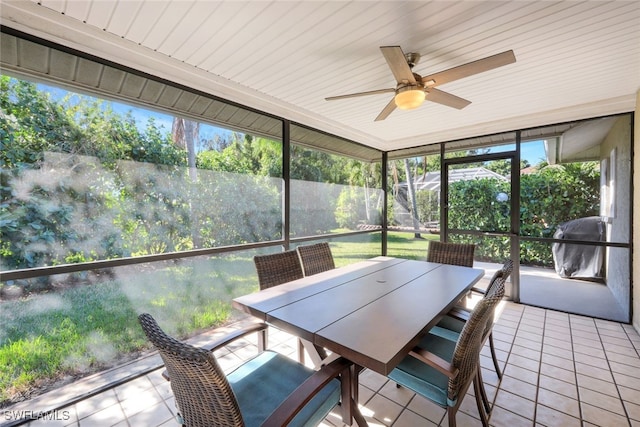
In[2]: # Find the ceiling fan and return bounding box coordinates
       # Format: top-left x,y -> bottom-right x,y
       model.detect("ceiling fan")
325,46 -> 516,121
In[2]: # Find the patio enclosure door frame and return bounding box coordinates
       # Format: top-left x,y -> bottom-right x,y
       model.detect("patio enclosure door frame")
441,148 -> 521,301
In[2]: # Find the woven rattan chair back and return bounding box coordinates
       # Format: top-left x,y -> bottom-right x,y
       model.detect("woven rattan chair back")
448,276 -> 505,403
254,250 -> 304,290
296,242 -> 335,276
500,259 -> 514,282
480,273 -> 506,338
427,241 -> 476,267
138,313 -> 244,427
485,259 -> 513,298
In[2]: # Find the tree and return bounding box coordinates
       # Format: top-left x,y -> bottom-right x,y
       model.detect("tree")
403,158 -> 421,238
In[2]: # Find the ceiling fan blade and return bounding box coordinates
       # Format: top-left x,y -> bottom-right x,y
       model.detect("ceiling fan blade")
425,88 -> 471,109
325,88 -> 395,101
374,97 -> 397,121
421,50 -> 516,87
380,46 -> 416,84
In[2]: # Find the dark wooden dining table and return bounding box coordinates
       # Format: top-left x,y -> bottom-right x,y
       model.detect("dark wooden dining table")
232,256 -> 484,426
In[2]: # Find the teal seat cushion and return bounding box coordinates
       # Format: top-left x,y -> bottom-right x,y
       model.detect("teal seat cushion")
436,312 -> 466,335
429,322 -> 462,341
388,333 -> 457,408
228,351 -> 340,427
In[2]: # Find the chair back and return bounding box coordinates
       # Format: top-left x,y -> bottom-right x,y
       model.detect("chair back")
485,259 -> 513,298
254,250 -> 304,290
296,242 -> 335,276
138,313 -> 244,427
448,276 -> 505,403
427,241 -> 475,267
499,259 -> 514,283
480,272 -> 506,339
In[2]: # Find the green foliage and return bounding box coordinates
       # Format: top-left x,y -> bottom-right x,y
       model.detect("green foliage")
334,187 -> 368,229
447,162 -> 600,265
448,178 -> 511,233
416,189 -> 439,224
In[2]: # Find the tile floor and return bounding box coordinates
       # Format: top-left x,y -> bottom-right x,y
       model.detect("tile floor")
6,301 -> 640,427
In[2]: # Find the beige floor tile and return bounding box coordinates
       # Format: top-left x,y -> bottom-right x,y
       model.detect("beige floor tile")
579,387 -> 626,416
613,370 -> 640,390
609,360 -> 640,379
358,369 -> 387,392
77,402 -> 126,426
570,328 -> 599,340
511,344 -> 542,362
392,408 -> 437,427
119,386 -> 163,419
519,324 -> 544,336
499,375 -> 538,401
601,334 -> 635,348
503,363 -> 540,385
540,363 -> 576,384
618,385 -> 640,405
358,383 -> 377,406
606,350 -> 640,368
575,361 -> 614,382
406,394 -> 446,424
113,375 -> 155,402
494,390 -> 536,420
605,342 -> 640,357
541,343 -> 573,360
515,331 -> 544,344
508,353 -> 541,372
377,379 -> 414,406
538,374 -> 578,400
576,373 -> 619,397
513,336 -> 542,352
573,342 -> 606,358
541,329 -> 572,342
581,402 -> 630,427
573,352 -> 608,369
540,353 -> 575,371
536,387 -> 580,418
625,400 -> 640,423
542,335 -> 571,349
363,394 -> 403,426
535,403 -> 581,427
488,406 -> 534,427
75,389 -> 119,420
124,401 -> 173,427
572,335 -> 605,350
492,337 -> 514,352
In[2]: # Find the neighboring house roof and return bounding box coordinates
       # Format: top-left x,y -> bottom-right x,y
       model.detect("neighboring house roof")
400,167 -> 508,192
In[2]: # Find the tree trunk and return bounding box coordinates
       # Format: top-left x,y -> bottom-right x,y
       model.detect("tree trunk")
172,117 -> 201,248
404,158 -> 421,238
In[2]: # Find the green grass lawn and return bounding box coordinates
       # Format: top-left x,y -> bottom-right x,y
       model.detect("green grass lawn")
0,231 -> 435,406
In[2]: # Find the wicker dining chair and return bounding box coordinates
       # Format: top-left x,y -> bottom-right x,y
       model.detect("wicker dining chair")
296,242 -> 335,276
253,250 -> 304,290
253,250 -> 307,362
426,240 -> 476,267
444,259 -> 514,380
138,313 -> 350,427
387,276 -> 505,427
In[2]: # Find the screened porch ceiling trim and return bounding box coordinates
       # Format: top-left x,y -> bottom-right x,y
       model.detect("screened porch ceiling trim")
0,31 -> 382,163
0,30 -> 624,164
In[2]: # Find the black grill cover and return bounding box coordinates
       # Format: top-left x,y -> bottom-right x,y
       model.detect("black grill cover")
552,216 -> 605,279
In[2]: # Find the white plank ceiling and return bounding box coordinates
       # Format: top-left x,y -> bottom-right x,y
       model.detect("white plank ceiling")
1,0 -> 639,152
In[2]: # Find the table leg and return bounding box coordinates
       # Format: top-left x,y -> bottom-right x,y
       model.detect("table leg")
340,363 -> 369,427
351,364 -> 368,427
300,339 -> 328,367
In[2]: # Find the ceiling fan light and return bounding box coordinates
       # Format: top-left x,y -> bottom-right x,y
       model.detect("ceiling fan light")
395,87 -> 425,110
